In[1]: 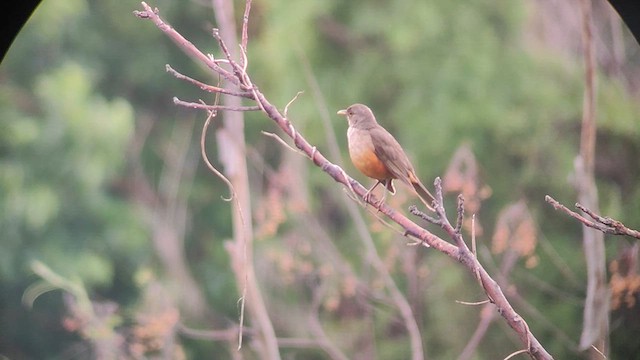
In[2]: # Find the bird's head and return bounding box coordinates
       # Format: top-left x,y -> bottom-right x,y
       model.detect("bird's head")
337,103 -> 377,128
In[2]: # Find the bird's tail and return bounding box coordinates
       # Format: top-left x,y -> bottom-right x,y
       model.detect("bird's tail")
408,172 -> 436,211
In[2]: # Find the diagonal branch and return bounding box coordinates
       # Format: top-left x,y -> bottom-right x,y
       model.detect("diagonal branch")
133,5 -> 238,86
134,3 -> 553,359
173,97 -> 260,112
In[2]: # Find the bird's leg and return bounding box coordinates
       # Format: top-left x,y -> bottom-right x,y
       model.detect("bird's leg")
376,187 -> 388,207
363,180 -> 383,204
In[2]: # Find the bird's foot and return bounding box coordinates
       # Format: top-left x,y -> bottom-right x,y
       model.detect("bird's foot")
363,192 -> 385,209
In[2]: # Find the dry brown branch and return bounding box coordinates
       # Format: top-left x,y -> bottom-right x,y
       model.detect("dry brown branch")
173,97 -> 260,111
456,300 -> 490,306
504,349 -> 531,360
200,110 -> 235,201
590,344 -> 607,359
166,65 -> 254,98
411,180 -> 549,359
134,3 -> 553,359
576,0 -> 608,355
471,214 -> 477,256
240,0 -> 251,57
455,194 -> 465,234
546,196 -> 640,239
133,6 -> 238,86
283,91 -> 304,119
458,200 -> 537,360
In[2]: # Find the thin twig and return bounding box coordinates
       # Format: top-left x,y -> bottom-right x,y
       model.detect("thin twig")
471,214 -> 477,256
408,205 -> 442,225
546,196 -> 640,239
174,97 -> 260,112
240,0 -> 252,53
456,299 -> 490,306
590,344 -> 607,359
134,3 -> 238,85
432,178 -> 466,249
434,177 -> 446,215
284,91 -> 304,119
166,64 -> 254,99
455,194 -> 465,234
261,131 -> 306,157
576,203 -> 640,239
200,110 -> 234,201
333,165 -> 358,201
212,28 -> 247,87
504,349 -> 530,360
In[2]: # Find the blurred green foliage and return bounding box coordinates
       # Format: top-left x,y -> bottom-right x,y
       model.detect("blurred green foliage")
1,0 -> 639,358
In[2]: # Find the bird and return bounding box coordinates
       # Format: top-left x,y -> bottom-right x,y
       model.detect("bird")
337,103 -> 435,211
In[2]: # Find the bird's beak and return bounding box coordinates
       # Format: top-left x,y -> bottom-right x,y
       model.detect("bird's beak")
337,109 -> 347,116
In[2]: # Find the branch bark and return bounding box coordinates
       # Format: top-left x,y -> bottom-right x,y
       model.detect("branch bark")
546,196 -> 640,240
577,0 -> 609,355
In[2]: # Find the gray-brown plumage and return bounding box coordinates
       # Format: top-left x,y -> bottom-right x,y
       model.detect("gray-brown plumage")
337,103 -> 435,211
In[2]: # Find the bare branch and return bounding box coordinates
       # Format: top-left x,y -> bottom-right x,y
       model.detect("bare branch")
212,28 -> 248,88
504,349 -> 530,360
409,205 -> 442,226
134,3 -> 238,85
456,299 -> 490,306
546,196 -> 640,239
283,91 -> 304,119
261,131 -> 306,157
166,64 -> 254,99
431,178 -> 467,249
590,344 -> 607,359
240,0 -> 252,53
471,214 -> 477,256
173,97 -> 260,112
201,111 -> 234,201
455,194 -> 465,234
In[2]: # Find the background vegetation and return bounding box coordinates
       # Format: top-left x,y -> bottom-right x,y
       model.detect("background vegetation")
1,0 -> 639,358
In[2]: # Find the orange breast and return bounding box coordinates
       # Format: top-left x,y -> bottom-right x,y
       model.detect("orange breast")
348,128 -> 393,180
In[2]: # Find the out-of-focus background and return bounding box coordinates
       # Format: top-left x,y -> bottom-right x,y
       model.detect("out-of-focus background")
1,0 -> 639,359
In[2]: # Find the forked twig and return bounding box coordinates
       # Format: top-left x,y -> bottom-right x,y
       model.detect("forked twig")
546,195 -> 639,239
166,65 -> 254,98
174,97 -> 260,112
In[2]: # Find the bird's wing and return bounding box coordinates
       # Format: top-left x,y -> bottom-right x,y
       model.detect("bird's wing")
370,126 -> 414,184
371,126 -> 435,210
